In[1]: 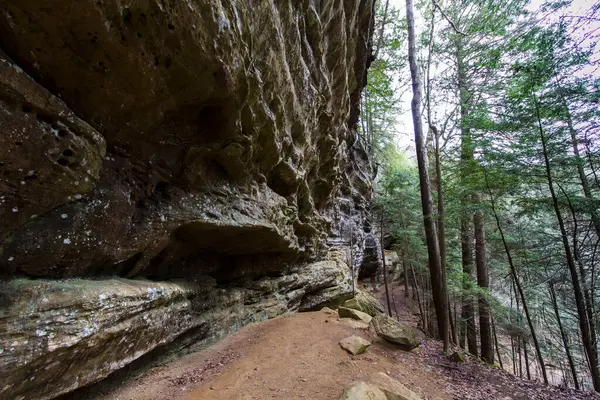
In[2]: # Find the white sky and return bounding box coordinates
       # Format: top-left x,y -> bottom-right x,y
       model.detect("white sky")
384,0 -> 600,159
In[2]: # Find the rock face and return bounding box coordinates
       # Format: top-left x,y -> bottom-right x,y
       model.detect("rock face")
371,315 -> 421,350
0,0 -> 376,398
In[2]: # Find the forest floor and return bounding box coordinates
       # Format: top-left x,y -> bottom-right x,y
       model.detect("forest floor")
73,284 -> 600,400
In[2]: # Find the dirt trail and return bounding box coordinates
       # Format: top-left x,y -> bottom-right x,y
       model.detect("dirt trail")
96,309 -> 448,400
75,285 -> 600,400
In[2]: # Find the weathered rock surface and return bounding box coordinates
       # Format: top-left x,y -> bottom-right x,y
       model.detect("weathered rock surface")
0,0 -> 374,279
1,252 -> 359,400
342,318 -> 371,330
340,381 -> 388,400
321,307 -> 337,315
370,372 -> 422,400
340,375 -> 422,400
343,289 -> 385,316
339,306 -> 373,324
339,335 -> 371,355
384,250 -> 403,281
371,315 -> 421,350
0,278 -> 198,400
0,0 -> 376,398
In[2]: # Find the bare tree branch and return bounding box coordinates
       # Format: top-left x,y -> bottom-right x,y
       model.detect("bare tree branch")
432,0 -> 468,36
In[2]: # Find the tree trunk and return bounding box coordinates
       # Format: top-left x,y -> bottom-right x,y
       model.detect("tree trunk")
523,338 -> 531,380
448,301 -> 457,346
518,338 -> 523,378
474,193 -> 493,363
434,127 -> 452,346
511,336 -> 517,375
460,212 -> 477,355
565,102 -> 600,238
381,208 -> 393,318
457,37 -> 477,356
453,302 -> 460,345
373,0 -> 391,60
549,282 -> 580,390
535,95 -> 600,391
405,0 -> 449,353
492,315 -> 504,370
411,264 -> 427,331
403,251 -> 409,297
563,188 -> 599,369
486,171 -> 549,384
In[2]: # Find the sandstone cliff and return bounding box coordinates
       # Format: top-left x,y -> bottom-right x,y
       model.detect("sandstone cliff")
0,1 -> 376,398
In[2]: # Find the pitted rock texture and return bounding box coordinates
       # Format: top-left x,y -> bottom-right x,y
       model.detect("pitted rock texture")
0,0 -> 376,398
0,0 -> 374,278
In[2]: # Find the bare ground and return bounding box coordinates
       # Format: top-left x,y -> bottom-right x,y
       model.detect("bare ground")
71,284 -> 600,400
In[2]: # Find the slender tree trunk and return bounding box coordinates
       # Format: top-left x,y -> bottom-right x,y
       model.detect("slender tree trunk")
563,188 -> 599,367
511,336 -> 517,375
486,172 -> 549,384
406,0 -> 449,353
460,221 -> 477,355
427,8 -> 451,347
535,95 -> 600,391
381,209 -> 393,318
492,315 -> 504,370
565,102 -> 600,238
373,0 -> 391,60
412,264 -> 426,331
391,285 -> 401,320
453,303 -> 459,345
474,193 -> 493,363
518,338 -> 523,378
411,262 -> 418,301
511,290 -> 517,375
457,38 -> 477,356
449,301 -> 457,346
549,282 -> 580,390
403,251 -> 409,297
523,338 -> 531,380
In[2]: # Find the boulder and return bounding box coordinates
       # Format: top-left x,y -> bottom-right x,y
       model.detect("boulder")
371,315 -> 420,350
342,319 -> 370,330
343,290 -> 385,317
321,307 -> 337,315
339,335 -> 371,355
340,382 -> 387,400
370,372 -> 422,400
338,306 -> 373,324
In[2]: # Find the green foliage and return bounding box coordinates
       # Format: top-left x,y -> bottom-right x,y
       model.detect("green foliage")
359,1 -> 409,162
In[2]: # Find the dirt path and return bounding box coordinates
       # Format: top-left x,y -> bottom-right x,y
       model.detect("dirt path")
94,309 -> 449,400
71,284 -> 600,400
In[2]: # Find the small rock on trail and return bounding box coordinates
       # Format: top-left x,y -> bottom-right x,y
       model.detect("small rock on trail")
338,306 -> 373,324
371,314 -> 420,350
339,335 -> 371,355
